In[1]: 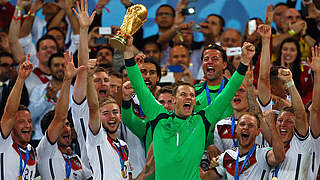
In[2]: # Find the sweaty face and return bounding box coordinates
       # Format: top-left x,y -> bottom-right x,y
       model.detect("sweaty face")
157,92 -> 175,111
231,85 -> 248,112
144,43 -> 162,63
37,39 -> 58,66
276,111 -> 295,146
155,6 -> 174,29
281,42 -> 298,66
0,56 -> 15,81
47,29 -> 65,51
93,71 -> 110,100
109,75 -> 122,99
202,49 -> 227,82
140,63 -> 159,92
236,114 -> 260,149
206,15 -> 223,38
57,120 -> 71,148
97,48 -> 113,68
169,46 -> 190,66
220,29 -> 241,48
12,110 -> 33,147
100,103 -> 121,134
175,85 -> 195,118
50,57 -> 65,81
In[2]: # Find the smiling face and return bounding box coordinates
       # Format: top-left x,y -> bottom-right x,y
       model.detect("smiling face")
12,110 -> 33,147
281,42 -> 298,66
202,49 -> 227,82
236,114 -> 260,149
276,111 -> 295,146
57,119 -> 71,148
174,85 -> 195,118
100,103 -> 121,135
50,57 -> 65,81
93,71 -> 110,101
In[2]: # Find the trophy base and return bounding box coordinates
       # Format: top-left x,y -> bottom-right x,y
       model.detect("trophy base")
110,35 -> 127,51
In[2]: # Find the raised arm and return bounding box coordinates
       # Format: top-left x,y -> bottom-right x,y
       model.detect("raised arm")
8,0 -> 31,63
56,0 -> 80,35
307,46 -> 320,137
204,42 -> 254,122
47,51 -> 83,143
87,59 -> 101,135
257,24 -> 272,105
72,0 -> 96,103
121,81 -> 147,139
264,110 -> 285,166
19,0 -> 43,38
1,55 -> 33,138
124,35 -> 163,120
278,68 -> 309,136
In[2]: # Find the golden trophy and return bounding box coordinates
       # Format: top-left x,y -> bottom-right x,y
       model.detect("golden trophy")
110,4 -> 147,51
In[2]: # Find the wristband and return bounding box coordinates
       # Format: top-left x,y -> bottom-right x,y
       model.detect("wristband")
285,79 -> 294,88
96,4 -> 104,10
288,30 -> 295,36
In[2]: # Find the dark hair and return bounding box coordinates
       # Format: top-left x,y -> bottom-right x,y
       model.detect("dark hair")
0,52 -> 14,61
109,71 -> 122,79
238,112 -> 261,128
274,2 -> 289,9
223,61 -> 236,76
18,105 -> 30,112
172,81 -> 194,96
280,106 -> 295,115
201,44 -> 227,62
48,52 -> 65,68
270,66 -> 287,85
36,34 -> 58,52
155,85 -> 173,99
143,57 -> 162,80
47,27 -> 66,42
119,65 -> 126,74
143,40 -> 162,52
156,4 -> 175,17
207,13 -> 225,35
274,38 -> 301,91
96,46 -> 114,56
95,66 -> 109,74
41,110 -> 55,135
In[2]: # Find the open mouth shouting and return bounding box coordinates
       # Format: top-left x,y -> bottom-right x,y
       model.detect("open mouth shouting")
233,97 -> 242,105
206,66 -> 215,76
145,81 -> 153,90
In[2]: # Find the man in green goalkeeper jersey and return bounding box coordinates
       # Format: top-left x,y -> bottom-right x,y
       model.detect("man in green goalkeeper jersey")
121,34 -> 255,180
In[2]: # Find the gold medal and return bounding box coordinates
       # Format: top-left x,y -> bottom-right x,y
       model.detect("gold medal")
18,176 -> 22,180
121,170 -> 127,178
272,177 -> 278,180
64,179 -> 70,180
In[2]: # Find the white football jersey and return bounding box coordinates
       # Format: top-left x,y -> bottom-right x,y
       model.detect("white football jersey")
87,127 -> 130,180
268,130 -> 312,180
37,133 -> 92,180
71,98 -> 91,169
214,117 -> 269,152
0,133 -> 36,179
308,133 -> 320,180
215,147 -> 271,180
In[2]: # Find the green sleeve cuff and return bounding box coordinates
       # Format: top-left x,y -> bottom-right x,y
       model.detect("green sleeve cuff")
236,62 -> 248,75
125,57 -> 136,67
122,99 -> 132,109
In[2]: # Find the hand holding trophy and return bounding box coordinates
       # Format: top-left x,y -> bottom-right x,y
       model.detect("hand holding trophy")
110,4 -> 147,51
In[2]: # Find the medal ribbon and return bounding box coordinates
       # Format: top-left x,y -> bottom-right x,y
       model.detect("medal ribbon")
108,138 -> 126,174
231,114 -> 238,147
139,104 -> 145,118
205,77 -> 225,105
273,144 -> 290,178
234,143 -> 256,180
18,145 -> 30,177
65,156 -> 71,179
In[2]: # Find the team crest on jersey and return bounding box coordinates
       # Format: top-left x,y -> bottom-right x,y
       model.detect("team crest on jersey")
12,144 -> 36,166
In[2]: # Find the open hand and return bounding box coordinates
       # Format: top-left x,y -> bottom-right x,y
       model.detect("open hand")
64,50 -> 85,80
307,46 -> 320,72
73,0 -> 96,28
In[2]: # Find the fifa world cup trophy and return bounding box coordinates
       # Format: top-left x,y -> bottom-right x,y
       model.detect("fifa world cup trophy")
110,4 -> 147,51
